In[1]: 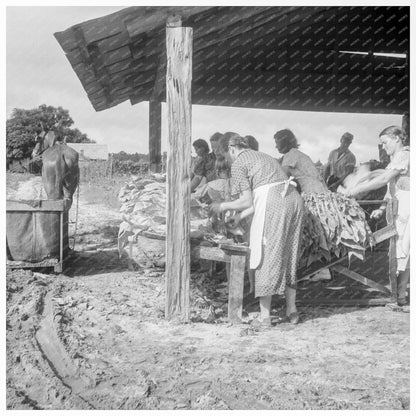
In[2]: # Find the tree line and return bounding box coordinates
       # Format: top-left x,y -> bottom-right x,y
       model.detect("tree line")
6,104 -> 167,175
6,104 -> 95,164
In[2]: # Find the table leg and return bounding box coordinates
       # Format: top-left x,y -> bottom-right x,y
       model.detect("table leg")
228,254 -> 246,323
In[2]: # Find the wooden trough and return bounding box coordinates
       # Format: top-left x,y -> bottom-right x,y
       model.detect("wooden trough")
6,200 -> 68,273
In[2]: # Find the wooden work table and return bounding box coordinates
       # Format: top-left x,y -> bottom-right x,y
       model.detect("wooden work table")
140,231 -> 249,322
192,242 -> 249,323
142,217 -> 397,324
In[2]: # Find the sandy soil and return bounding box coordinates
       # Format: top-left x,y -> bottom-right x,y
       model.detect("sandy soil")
6,174 -> 410,410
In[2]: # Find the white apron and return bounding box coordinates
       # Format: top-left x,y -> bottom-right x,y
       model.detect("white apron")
249,177 -> 297,269
395,189 -> 410,271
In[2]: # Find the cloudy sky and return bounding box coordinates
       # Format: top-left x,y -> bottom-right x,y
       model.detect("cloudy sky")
6,5 -> 405,163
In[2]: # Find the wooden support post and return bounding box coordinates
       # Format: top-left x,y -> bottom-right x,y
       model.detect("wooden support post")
149,100 -> 162,173
228,254 -> 246,323
165,21 -> 193,322
386,198 -> 398,302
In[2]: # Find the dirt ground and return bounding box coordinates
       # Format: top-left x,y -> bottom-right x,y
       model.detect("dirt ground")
6,174 -> 410,410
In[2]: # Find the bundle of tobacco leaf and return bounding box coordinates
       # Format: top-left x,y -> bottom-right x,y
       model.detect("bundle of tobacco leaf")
117,175 -> 227,256
300,192 -> 374,266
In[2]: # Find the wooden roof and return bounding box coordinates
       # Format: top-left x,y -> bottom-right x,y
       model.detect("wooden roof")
54,6 -> 409,114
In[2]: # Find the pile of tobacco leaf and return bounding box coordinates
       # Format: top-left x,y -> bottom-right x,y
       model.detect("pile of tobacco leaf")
301,192 -> 375,266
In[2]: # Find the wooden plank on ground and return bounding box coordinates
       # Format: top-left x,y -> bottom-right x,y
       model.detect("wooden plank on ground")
331,265 -> 391,295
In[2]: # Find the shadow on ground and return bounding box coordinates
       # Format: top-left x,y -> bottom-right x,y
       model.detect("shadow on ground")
64,249 -> 130,277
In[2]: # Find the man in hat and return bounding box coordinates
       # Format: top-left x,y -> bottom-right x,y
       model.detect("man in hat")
324,132 -> 356,192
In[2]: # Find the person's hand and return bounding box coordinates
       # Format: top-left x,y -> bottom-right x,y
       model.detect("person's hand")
225,213 -> 241,229
209,202 -> 223,215
344,188 -> 356,198
328,184 -> 337,192
370,209 -> 384,220
193,183 -> 208,198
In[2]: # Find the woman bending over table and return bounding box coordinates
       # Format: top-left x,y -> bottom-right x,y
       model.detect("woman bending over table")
210,133 -> 304,326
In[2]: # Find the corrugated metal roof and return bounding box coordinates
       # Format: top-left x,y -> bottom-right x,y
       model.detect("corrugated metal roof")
55,6 -> 409,114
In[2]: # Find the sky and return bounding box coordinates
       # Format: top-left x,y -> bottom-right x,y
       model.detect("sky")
4,5 -> 407,163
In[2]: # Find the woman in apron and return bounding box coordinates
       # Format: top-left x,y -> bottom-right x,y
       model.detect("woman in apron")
347,126 -> 410,307
210,133 -> 304,326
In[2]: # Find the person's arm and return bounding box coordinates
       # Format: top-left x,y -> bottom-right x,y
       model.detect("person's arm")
370,188 -> 389,219
226,205 -> 254,228
348,169 -> 399,197
190,175 -> 203,193
220,189 -> 253,211
323,164 -> 328,181
280,156 -> 292,178
191,156 -> 205,192
210,189 -> 253,214
328,164 -> 355,191
323,151 -> 334,181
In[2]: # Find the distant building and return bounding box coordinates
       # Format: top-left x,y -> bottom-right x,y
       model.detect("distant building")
67,143 -> 109,160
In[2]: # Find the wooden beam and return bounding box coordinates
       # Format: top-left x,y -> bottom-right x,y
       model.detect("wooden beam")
297,298 -> 393,307
125,7 -> 212,39
331,265 -> 391,295
149,100 -> 162,173
192,246 -> 231,263
165,22 -> 193,322
151,50 -> 167,102
372,224 -> 397,245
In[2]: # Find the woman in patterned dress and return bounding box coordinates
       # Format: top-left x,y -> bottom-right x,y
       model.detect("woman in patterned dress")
210,133 -> 304,326
274,129 -> 374,267
347,126 -> 410,307
274,129 -> 331,280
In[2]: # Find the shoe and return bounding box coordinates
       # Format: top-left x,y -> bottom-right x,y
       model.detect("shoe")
250,317 -> 272,328
401,305 -> 410,313
286,312 -> 300,325
397,299 -> 409,307
386,302 -> 404,312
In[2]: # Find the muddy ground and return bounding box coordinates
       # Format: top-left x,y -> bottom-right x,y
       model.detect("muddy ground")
6,174 -> 410,410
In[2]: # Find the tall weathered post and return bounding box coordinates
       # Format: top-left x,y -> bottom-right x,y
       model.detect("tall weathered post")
165,16 -> 192,321
149,100 -> 161,173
